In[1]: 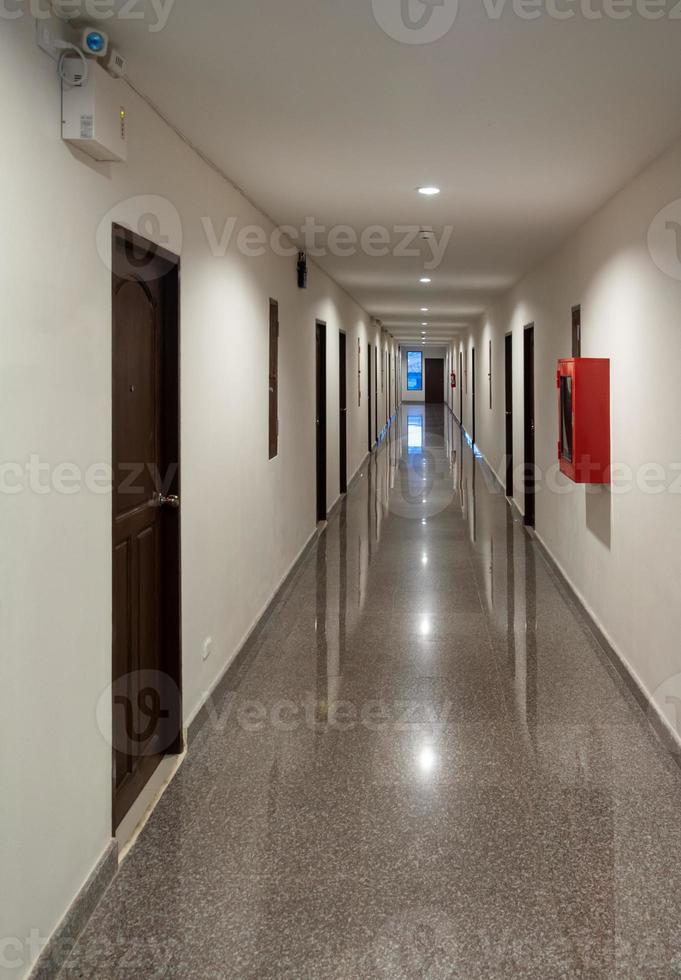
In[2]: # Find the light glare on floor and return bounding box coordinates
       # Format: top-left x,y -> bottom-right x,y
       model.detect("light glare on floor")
418,746 -> 437,772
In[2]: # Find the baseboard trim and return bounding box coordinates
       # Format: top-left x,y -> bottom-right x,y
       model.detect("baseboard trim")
327,451 -> 371,520
467,426 -> 681,768
28,841 -> 118,980
187,525 -> 321,745
531,529 -> 681,764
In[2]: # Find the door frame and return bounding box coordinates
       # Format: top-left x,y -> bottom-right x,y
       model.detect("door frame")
523,323 -> 535,527
316,320 -> 327,522
504,332 -> 513,497
339,330 -> 347,494
111,223 -> 182,832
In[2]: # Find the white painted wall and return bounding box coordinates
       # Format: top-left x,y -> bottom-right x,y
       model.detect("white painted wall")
454,134 -> 681,743
0,20 -> 375,980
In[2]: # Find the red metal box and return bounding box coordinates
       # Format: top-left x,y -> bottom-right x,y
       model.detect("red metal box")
557,358 -> 610,484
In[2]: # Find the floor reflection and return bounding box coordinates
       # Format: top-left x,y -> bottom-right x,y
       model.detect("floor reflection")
61,403 -> 681,980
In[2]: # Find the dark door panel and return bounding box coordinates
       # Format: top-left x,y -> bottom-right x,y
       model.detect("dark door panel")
425,357 -> 444,403
339,331 -> 347,494
523,324 -> 535,527
505,333 -> 513,497
367,343 -> 372,451
316,321 -> 327,521
111,225 -> 181,831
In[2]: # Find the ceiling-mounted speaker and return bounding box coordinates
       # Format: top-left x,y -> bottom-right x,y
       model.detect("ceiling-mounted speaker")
297,251 -> 307,289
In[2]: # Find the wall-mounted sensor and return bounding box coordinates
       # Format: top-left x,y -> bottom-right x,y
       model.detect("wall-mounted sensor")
62,60 -> 126,162
80,27 -> 109,58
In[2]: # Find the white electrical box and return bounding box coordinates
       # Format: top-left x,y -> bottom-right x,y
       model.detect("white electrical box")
62,61 -> 127,163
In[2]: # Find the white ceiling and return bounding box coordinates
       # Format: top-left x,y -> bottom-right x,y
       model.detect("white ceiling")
105,0 -> 681,345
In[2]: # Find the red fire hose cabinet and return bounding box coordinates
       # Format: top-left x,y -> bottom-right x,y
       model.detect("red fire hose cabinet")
557,358 -> 610,484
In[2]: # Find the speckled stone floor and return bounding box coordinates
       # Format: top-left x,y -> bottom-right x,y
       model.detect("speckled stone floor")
60,405 -> 681,979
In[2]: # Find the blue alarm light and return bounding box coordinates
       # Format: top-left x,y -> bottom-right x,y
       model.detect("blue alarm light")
85,31 -> 106,54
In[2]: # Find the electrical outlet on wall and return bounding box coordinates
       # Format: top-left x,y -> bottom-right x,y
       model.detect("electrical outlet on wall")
202,637 -> 213,662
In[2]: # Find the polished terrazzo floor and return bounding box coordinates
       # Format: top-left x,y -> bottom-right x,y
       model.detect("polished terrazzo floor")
62,405 -> 681,979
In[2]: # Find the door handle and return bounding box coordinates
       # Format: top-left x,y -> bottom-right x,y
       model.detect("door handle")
152,492 -> 180,509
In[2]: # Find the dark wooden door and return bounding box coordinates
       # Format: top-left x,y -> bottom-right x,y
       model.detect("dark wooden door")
111,225 -> 181,831
505,333 -> 513,497
523,324 -> 535,527
269,300 -> 279,459
459,351 -> 463,421
425,357 -> 444,403
471,348 -> 476,446
339,331 -> 347,494
367,343 -> 372,452
374,347 -> 378,439
316,320 -> 327,521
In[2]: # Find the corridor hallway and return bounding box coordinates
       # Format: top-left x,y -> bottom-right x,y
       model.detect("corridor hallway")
61,406 -> 681,979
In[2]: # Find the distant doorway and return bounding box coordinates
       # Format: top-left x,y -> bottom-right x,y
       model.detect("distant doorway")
523,323 -> 535,527
425,357 -> 444,403
505,333 -> 513,497
339,331 -> 347,494
316,320 -> 327,522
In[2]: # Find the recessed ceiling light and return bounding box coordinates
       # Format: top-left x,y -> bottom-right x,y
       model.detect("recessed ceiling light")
421,322 -> 428,326
420,307 -> 429,312
419,277 -> 431,284
418,186 -> 440,196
